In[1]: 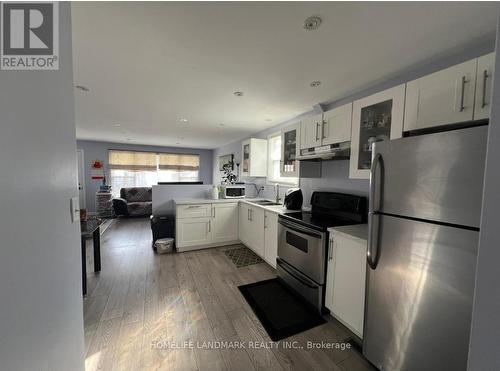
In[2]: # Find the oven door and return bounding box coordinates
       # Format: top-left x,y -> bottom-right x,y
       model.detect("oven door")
278,218 -> 326,284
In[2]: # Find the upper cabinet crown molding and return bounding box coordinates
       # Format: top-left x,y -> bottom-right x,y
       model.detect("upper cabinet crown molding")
241,138 -> 268,177
350,84 -> 406,179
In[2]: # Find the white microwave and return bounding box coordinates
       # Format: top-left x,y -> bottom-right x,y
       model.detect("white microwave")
221,185 -> 246,199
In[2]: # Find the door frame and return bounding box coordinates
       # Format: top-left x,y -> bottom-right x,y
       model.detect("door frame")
76,149 -> 86,209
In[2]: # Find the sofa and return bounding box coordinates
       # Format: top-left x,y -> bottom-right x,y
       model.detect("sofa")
112,187 -> 152,217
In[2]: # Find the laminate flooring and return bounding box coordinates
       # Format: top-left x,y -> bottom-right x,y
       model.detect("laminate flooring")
83,217 -> 375,371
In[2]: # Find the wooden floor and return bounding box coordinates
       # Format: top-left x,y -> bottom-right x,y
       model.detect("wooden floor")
83,218 -> 375,371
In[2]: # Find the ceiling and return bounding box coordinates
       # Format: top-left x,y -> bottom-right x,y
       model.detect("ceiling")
72,2 -> 499,149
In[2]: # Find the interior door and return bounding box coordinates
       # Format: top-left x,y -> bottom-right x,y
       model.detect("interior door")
363,214 -> 478,371
76,149 -> 85,209
404,59 -> 476,131
322,103 -> 352,145
212,203 -> 238,243
474,52 -> 495,120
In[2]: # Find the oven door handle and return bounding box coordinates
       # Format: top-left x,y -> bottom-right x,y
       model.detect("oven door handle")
277,259 -> 318,289
278,218 -> 322,239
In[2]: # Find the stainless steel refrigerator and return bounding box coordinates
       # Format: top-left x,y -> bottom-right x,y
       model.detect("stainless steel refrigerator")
363,125 -> 488,371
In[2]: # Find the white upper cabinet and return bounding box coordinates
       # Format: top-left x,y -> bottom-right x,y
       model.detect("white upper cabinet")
350,84 -> 405,179
404,59 -> 477,131
280,122 -> 300,178
300,113 -> 323,149
474,52 -> 495,121
322,103 -> 353,146
241,138 -> 268,177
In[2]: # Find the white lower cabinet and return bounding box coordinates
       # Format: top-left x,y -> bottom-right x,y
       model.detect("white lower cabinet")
177,217 -> 212,248
264,211 -> 278,268
239,203 -> 278,267
176,202 -> 238,251
325,231 -> 367,338
212,203 -> 239,244
247,205 -> 265,257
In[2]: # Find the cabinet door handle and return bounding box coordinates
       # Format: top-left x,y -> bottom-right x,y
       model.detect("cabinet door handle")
264,215 -> 267,229
321,120 -> 326,139
315,123 -> 320,141
459,75 -> 469,112
247,209 -> 250,220
212,207 -> 215,218
328,239 -> 333,261
482,69 -> 489,108
208,221 -> 211,232
187,205 -> 202,208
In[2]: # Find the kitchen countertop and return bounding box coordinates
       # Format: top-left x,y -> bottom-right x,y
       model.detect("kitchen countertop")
174,198 -> 297,214
329,224 -> 368,241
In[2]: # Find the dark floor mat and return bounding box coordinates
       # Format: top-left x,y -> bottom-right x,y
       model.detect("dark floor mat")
239,278 -> 326,341
224,246 -> 264,268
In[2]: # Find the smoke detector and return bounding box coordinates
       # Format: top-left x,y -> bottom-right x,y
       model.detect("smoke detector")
233,91 -> 244,97
310,80 -> 322,88
304,16 -> 322,31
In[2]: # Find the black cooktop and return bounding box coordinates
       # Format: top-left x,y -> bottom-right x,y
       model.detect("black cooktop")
279,192 -> 367,232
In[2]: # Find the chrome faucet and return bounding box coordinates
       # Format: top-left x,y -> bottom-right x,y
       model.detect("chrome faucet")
275,183 -> 281,204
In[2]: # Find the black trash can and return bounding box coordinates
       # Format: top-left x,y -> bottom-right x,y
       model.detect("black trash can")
150,215 -> 175,251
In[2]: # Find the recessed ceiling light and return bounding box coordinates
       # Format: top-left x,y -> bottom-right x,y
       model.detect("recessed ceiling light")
304,16 -> 322,31
310,80 -> 322,88
113,123 -> 121,127
219,123 -> 225,127
175,142 -> 180,145
126,138 -> 132,141
75,84 -> 90,92
265,119 -> 273,122
233,91 -> 244,97
179,118 -> 188,123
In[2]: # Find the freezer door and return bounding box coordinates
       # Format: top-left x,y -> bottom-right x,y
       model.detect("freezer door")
363,215 -> 478,371
371,125 -> 487,228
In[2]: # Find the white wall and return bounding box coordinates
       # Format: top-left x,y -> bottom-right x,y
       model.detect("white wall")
0,4 -> 84,370
468,11 -> 500,371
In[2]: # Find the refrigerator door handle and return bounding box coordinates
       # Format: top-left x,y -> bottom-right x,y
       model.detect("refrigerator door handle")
368,153 -> 383,269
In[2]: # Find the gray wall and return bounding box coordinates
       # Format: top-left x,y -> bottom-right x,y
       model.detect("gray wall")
468,12 -> 500,371
213,39 -> 495,206
77,140 -> 213,211
0,3 -> 85,370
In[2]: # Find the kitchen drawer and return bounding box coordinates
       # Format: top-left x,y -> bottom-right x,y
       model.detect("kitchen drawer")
177,204 -> 212,219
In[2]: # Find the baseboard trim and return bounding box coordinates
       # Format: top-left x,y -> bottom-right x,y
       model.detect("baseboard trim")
176,240 -> 240,252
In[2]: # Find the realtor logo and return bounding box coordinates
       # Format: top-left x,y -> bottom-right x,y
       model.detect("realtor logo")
1,2 -> 59,70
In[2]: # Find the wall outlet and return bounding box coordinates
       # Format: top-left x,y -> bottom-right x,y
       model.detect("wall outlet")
70,197 -> 80,223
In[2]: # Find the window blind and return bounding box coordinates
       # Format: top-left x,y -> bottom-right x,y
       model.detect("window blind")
158,153 -> 200,171
108,150 -> 157,171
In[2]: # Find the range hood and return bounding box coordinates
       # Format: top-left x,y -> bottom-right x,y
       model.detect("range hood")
296,141 -> 350,161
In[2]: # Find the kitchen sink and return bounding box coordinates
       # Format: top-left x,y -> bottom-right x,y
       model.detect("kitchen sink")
249,200 -> 281,206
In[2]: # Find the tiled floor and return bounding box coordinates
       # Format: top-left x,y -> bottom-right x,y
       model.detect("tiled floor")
83,217 -> 375,371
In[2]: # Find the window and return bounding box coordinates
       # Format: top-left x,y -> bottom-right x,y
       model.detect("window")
267,133 -> 298,184
109,150 -> 200,196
